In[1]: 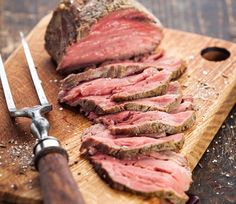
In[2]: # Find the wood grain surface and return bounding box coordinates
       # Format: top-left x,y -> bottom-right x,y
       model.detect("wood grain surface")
0,1 -> 236,204
0,12 -> 235,204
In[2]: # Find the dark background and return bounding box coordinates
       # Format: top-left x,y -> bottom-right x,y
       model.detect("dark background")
0,0 -> 235,203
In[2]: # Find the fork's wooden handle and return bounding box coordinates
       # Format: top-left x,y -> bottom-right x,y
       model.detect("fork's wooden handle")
37,152 -> 85,204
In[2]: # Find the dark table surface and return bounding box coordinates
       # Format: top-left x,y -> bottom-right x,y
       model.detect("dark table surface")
0,0 -> 235,203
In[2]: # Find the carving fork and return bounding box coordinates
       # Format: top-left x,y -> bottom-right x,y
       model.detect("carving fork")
0,32 -> 85,204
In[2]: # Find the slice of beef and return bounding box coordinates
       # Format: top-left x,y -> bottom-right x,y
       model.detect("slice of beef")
45,0 -> 163,74
77,95 -> 123,115
97,110 -> 196,135
75,81 -> 182,115
84,94 -> 193,121
80,124 -> 184,158
59,68 -> 171,104
123,81 -> 182,112
90,152 -> 192,204
110,70 -> 170,102
171,96 -> 194,113
60,53 -> 185,91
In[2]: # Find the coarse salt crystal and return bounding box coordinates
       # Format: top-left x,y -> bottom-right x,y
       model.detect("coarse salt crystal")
59,107 -> 63,111
203,71 -> 208,75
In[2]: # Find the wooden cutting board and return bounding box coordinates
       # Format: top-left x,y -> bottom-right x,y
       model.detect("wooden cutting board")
0,14 -> 236,204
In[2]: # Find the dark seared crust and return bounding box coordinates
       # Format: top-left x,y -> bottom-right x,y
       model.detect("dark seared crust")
110,111 -> 196,135
80,135 -> 184,159
170,60 -> 187,80
124,94 -> 182,112
61,63 -> 147,91
90,158 -> 187,204
45,2 -> 79,63
112,83 -> 169,102
77,97 -> 124,115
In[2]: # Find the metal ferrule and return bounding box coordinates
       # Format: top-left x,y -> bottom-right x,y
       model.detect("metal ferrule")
33,137 -> 68,170
34,137 -> 61,156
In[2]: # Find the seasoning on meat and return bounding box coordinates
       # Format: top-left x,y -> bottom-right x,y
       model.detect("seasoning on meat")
80,124 -> 184,158
59,69 -> 171,104
90,152 -> 192,204
97,110 -> 196,135
71,81 -> 182,115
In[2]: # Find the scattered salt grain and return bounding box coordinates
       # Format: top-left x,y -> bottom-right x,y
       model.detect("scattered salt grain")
206,149 -> 210,153
222,125 -> 225,129
59,107 -> 63,111
189,55 -> 194,60
10,184 -> 17,190
230,125 -> 234,129
49,80 -> 53,83
216,192 -> 219,195
203,70 -> 208,75
225,173 -> 230,177
54,79 -> 58,83
230,115 -> 234,119
212,159 -> 217,163
198,163 -> 203,168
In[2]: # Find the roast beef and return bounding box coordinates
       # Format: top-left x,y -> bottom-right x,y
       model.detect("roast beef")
97,110 -> 196,135
75,81 -> 182,115
90,151 -> 192,204
123,81 -> 182,112
80,124 -> 184,158
59,68 -> 171,104
60,52 -> 186,91
45,0 -> 163,74
171,96 -> 194,113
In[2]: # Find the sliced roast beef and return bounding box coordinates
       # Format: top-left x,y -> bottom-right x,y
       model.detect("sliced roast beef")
80,124 -> 184,158
171,96 -> 194,113
75,81 -> 182,115
59,68 -> 171,104
123,81 -> 182,112
90,152 -> 192,204
97,110 -> 196,135
45,0 -> 163,74
60,53 -> 186,91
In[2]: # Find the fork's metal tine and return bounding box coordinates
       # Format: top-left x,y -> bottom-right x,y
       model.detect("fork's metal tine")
0,55 -> 17,113
20,32 -> 49,106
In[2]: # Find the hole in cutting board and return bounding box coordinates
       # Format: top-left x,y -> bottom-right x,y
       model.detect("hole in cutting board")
201,47 -> 230,61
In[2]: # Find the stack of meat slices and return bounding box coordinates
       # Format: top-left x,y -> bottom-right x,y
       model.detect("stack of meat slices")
45,1 -> 195,203
58,51 -> 196,204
